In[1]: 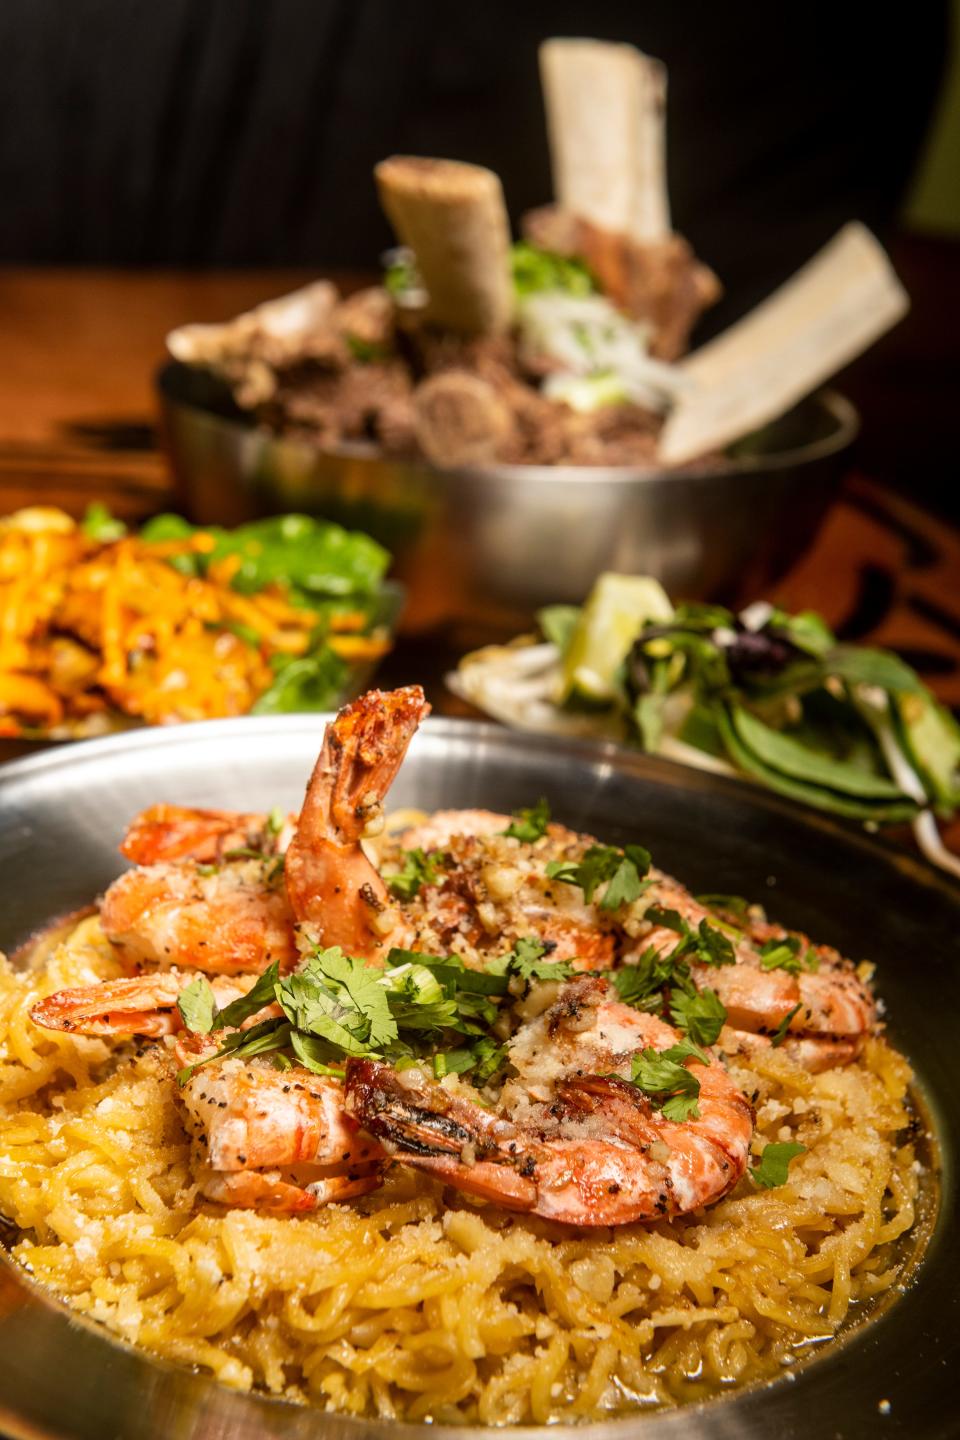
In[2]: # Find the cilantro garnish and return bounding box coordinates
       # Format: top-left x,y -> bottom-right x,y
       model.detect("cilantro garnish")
610,945 -> 689,1014
624,1040 -> 708,1122
546,843 -> 651,910
278,948 -> 398,1055
176,976 -> 218,1036
669,986 -> 727,1047
386,847 -> 444,900
470,1036 -> 508,1085
759,935 -> 805,974
266,806 -> 285,835
645,906 -> 736,968
696,893 -> 751,919
174,929 -> 573,1089
770,1001 -> 802,1048
486,936 -> 575,987
751,1141 -> 805,1188
432,1048 -> 477,1080
176,1016 -> 293,1085
502,797 -> 551,842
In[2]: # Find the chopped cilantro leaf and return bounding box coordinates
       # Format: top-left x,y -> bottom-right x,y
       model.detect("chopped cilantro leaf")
610,946 -> 684,1013
470,1036 -> 507,1086
502,797 -> 551,842
696,893 -> 751,919
695,920 -> 736,968
770,1002 -> 802,1048
669,986 -> 727,1047
177,976 -> 219,1035
277,947 -> 398,1054
546,843 -> 650,910
386,847 -> 444,900
176,1017 -> 291,1085
433,1049 -> 477,1079
215,961 -> 281,1031
645,907 -> 735,968
289,1029 -> 347,1077
625,1040 -> 708,1121
759,935 -> 804,974
751,1141 -> 805,1188
644,905 -> 687,934
485,936 -> 575,987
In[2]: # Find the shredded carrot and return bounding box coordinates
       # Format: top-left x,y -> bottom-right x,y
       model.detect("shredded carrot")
0,508 -> 382,737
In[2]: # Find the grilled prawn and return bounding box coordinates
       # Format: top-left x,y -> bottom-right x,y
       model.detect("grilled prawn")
346,975 -> 753,1224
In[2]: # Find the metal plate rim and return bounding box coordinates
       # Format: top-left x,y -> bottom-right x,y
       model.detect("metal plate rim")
0,714 -> 955,1440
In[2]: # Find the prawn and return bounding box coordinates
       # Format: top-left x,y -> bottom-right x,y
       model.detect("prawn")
346,975 -> 753,1225
100,857 -> 298,975
399,808 -> 618,968
641,877 -> 876,1051
120,803 -> 295,866
175,1034 -> 385,1211
30,979 -> 385,1212
29,970 -> 255,1038
284,685 -> 430,960
398,808 -> 875,1062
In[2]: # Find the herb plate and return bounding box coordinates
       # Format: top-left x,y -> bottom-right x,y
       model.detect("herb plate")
0,716 -> 956,1440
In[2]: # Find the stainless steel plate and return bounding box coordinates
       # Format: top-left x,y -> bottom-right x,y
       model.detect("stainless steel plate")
0,716 -> 956,1440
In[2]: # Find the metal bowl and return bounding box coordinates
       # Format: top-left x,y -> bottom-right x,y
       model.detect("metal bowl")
0,716 -> 955,1440
157,363 -> 858,632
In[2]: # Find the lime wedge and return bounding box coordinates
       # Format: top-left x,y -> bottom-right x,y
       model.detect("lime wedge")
560,573 -> 674,703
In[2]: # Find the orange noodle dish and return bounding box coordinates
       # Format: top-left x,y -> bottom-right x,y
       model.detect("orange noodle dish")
0,687 -> 932,1422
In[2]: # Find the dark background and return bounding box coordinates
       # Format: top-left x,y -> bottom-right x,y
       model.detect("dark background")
0,1 -> 956,514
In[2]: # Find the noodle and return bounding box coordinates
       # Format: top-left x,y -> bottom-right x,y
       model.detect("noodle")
0,916 -> 932,1424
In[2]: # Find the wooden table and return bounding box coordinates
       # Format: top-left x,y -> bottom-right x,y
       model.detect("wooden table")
1,266 -> 958,849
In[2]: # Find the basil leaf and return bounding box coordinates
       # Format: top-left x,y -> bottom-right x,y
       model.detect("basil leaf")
751,1141 -> 805,1188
